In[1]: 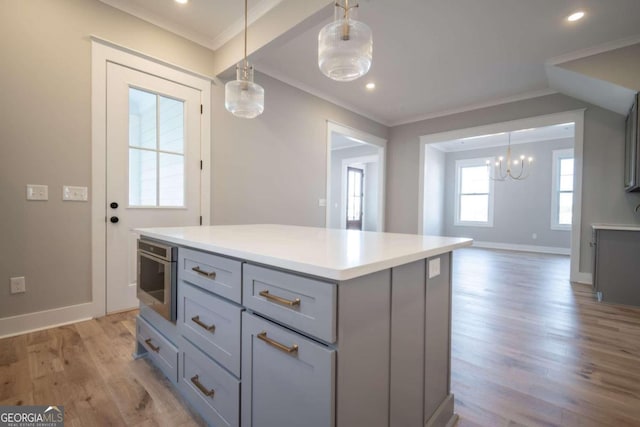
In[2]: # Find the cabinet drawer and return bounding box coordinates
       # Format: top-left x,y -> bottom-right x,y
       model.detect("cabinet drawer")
243,264 -> 336,343
179,248 -> 242,303
241,312 -> 335,427
178,281 -> 242,377
179,337 -> 240,427
137,316 -> 178,384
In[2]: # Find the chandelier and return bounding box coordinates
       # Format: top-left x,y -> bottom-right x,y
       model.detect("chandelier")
318,0 -> 372,82
486,132 -> 533,181
225,0 -> 264,119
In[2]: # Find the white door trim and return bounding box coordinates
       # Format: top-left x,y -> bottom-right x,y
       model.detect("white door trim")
418,109 -> 587,284
326,121 -> 387,231
91,40 -> 212,318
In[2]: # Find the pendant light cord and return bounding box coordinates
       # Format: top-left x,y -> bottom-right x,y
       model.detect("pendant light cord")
244,0 -> 248,67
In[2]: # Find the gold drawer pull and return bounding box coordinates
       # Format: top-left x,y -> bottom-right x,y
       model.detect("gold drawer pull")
190,375 -> 215,398
144,338 -> 160,353
257,331 -> 299,355
259,290 -> 300,307
192,266 -> 216,279
191,315 -> 215,332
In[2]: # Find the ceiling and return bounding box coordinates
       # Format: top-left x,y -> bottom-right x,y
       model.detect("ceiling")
99,0 -> 281,51
430,123 -> 575,153
331,134 -> 367,151
102,0 -> 640,127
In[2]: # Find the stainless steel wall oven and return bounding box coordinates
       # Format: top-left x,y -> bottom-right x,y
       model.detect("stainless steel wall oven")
137,238 -> 177,322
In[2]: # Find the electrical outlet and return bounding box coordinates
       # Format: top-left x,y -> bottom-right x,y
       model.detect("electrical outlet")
10,277 -> 26,294
26,184 -> 48,201
428,257 -> 441,279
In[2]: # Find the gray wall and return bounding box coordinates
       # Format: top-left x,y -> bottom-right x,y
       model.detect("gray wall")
0,0 -> 219,319
441,138 -> 573,248
210,73 -> 387,227
0,0 -> 387,320
387,93 -> 640,275
423,146 -> 446,235
328,144 -> 380,229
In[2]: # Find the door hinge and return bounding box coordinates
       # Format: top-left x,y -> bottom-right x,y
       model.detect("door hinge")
200,160 -> 203,170
199,216 -> 203,226
200,104 -> 203,114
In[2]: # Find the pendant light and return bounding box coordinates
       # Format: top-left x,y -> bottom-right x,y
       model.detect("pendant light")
225,0 -> 264,118
318,0 -> 372,82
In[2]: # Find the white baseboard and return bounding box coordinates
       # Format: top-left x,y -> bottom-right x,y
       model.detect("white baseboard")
472,241 -> 571,255
0,302 -> 95,339
572,272 -> 593,285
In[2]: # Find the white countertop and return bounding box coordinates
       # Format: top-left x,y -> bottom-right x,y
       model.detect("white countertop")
135,224 -> 472,281
592,224 -> 640,231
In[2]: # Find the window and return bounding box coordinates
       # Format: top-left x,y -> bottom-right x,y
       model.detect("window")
454,158 -> 494,227
551,149 -> 574,230
128,87 -> 185,207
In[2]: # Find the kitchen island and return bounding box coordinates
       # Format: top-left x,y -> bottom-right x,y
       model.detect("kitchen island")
134,224 -> 472,427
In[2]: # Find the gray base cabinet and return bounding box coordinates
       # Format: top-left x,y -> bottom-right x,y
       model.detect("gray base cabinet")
592,228 -> 640,306
241,312 -> 335,427
136,242 -> 457,427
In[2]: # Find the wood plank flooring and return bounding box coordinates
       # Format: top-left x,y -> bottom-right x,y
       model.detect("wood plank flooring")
1,248 -> 639,426
452,248 -> 640,427
0,311 -> 204,426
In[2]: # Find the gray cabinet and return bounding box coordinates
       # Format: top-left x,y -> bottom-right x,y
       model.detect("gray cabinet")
592,228 -> 640,306
137,239 -> 458,427
241,312 -> 335,427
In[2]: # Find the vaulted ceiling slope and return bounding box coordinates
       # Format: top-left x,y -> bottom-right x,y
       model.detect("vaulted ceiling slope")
101,0 -> 640,125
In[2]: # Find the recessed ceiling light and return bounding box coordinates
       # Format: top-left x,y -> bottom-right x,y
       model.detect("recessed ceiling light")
366,82 -> 376,90
175,0 -> 188,4
567,11 -> 585,22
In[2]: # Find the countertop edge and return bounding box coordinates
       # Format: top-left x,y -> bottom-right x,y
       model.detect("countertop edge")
135,229 -> 473,281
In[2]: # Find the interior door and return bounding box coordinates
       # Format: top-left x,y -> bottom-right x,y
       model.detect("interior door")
106,62 -> 202,314
346,166 -> 364,230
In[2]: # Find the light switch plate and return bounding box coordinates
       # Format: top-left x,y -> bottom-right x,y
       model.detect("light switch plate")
26,184 -> 48,201
428,257 -> 441,279
318,198 -> 327,207
63,185 -> 88,201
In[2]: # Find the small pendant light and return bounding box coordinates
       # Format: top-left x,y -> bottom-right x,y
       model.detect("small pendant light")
318,0 -> 372,82
225,0 -> 264,118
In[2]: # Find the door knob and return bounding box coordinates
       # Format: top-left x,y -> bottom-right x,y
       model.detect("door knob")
110,202 -> 119,209
110,216 -> 119,224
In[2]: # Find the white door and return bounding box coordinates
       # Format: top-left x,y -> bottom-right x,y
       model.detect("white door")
106,62 -> 202,314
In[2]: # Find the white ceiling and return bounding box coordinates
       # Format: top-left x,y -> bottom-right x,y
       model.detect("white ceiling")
430,123 -> 575,153
99,0 -> 282,50
103,0 -> 640,126
331,134 -> 367,150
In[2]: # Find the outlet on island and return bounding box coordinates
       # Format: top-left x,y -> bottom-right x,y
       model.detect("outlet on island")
10,276 -> 26,294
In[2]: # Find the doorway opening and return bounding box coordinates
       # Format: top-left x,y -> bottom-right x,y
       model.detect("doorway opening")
326,121 -> 387,231
418,110 -> 587,284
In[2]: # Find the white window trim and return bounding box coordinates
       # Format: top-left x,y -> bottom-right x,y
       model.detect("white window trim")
551,148 -> 574,231
454,157 -> 495,227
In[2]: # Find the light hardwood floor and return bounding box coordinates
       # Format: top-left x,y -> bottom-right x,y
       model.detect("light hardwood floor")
452,248 -> 640,427
1,248 -> 639,426
0,310 -> 204,426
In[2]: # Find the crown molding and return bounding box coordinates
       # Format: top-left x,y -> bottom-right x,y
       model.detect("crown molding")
98,0 -> 282,52
546,34 -> 640,66
255,64 -> 392,126
390,89 -> 558,127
